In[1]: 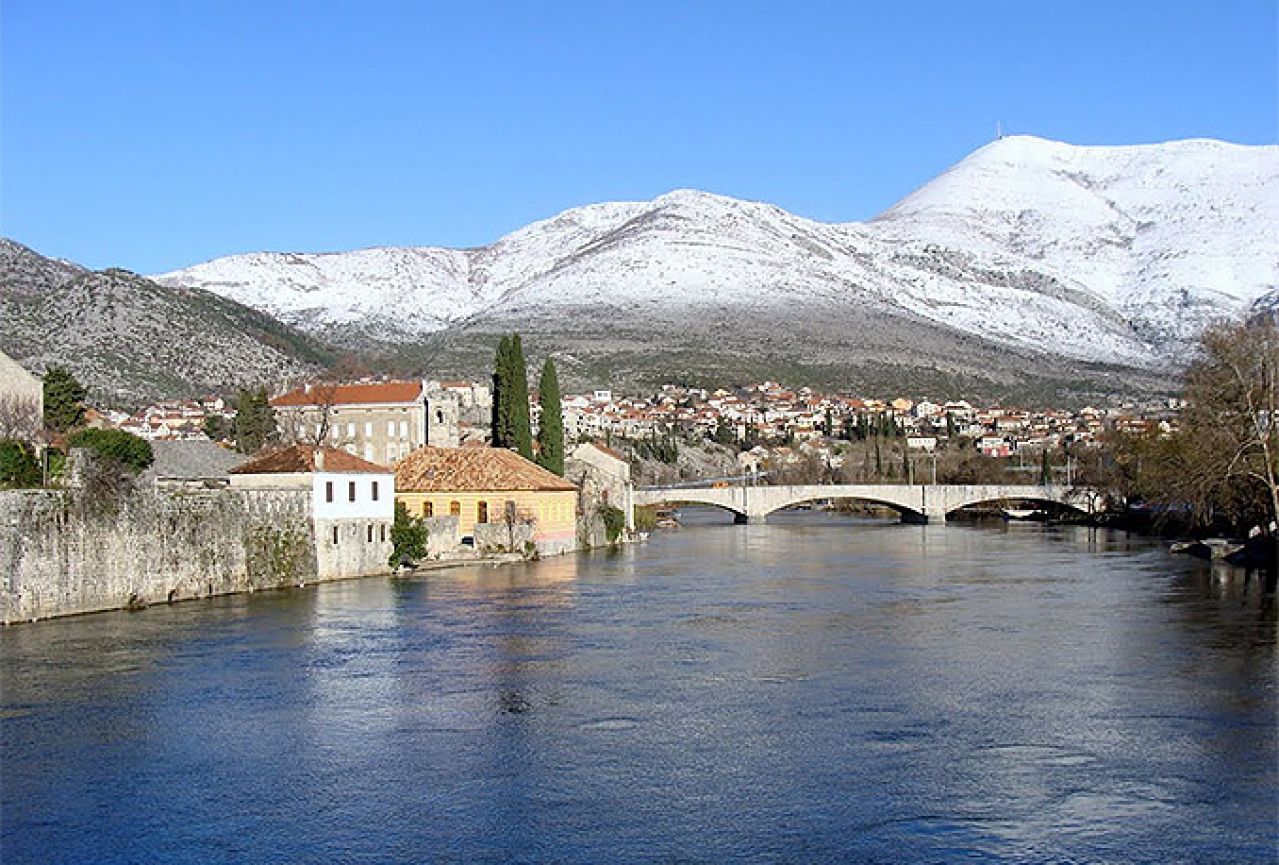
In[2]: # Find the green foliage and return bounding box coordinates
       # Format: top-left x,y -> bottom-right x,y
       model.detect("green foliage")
0,439 -> 41,488
42,366 -> 86,432
536,357 -> 565,475
492,335 -> 513,448
1039,448 -> 1052,485
389,500 -> 429,566
233,387 -> 277,454
65,427 -> 154,472
509,335 -> 533,460
633,503 -> 659,533
632,428 -> 680,464
203,414 -> 230,442
598,503 -> 626,543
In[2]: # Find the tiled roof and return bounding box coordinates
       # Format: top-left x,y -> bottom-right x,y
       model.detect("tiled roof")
396,446 -> 577,493
230,444 -> 390,475
271,381 -> 423,407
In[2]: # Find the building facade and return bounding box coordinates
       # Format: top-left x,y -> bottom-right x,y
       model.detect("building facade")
271,381 -> 460,466
395,446 -> 578,556
229,444 -> 395,579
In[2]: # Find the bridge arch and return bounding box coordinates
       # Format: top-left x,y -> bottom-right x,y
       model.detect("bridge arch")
764,492 -> 926,523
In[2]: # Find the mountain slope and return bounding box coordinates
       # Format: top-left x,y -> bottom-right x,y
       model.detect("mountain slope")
0,239 -> 335,404
149,136 -> 1277,400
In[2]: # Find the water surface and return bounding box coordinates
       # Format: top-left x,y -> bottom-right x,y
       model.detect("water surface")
2,514 -> 1275,863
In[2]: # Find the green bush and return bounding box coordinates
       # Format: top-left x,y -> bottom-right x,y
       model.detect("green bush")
389,501 -> 429,566
598,504 -> 626,543
0,439 -> 41,488
65,428 -> 154,472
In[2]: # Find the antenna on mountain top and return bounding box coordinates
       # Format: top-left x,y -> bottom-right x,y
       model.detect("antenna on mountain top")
996,121 -> 1004,140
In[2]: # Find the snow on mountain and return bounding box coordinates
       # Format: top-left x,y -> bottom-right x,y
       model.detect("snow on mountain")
152,136 -> 1279,374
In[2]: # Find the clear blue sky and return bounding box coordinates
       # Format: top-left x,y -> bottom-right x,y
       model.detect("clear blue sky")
3,0 -> 1276,274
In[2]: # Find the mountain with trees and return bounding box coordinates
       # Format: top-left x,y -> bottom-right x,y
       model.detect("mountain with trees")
152,136 -> 1277,404
0,239 -> 334,405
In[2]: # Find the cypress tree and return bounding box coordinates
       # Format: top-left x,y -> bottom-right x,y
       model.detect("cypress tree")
42,366 -> 87,433
536,357 -> 565,475
509,335 -> 533,460
1039,448 -> 1052,485
491,335 -> 512,448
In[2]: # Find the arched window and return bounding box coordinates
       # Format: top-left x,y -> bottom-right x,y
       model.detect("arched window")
477,501 -> 489,523
450,501 -> 461,517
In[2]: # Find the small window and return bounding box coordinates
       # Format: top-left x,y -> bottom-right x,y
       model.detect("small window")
325,481 -> 334,503
387,420 -> 396,438
423,501 -> 434,518
380,525 -> 386,542
449,501 -> 461,517
436,409 -> 445,423
365,421 -> 373,438
347,422 -> 356,439
367,524 -> 373,543
371,481 -> 379,501
332,526 -> 339,545
505,500 -> 517,522
348,481 -> 356,502
399,420 -> 408,439
477,501 -> 488,523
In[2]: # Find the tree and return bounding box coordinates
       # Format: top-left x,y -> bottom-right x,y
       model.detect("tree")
65,428 -> 154,472
509,335 -> 533,460
42,366 -> 86,432
536,357 -> 565,475
388,500 -> 429,566
1039,448 -> 1053,485
203,414 -> 230,442
1159,318 -> 1279,538
0,440 -> 41,488
491,335 -> 514,448
234,387 -> 277,454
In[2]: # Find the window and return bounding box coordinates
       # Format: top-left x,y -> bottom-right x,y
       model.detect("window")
387,420 -> 396,438
347,422 -> 356,439
325,481 -> 333,503
505,500 -> 517,522
399,420 -> 408,439
365,421 -> 373,437
364,444 -> 374,462
348,481 -> 357,502
423,501 -> 434,518
477,501 -> 488,523
371,481 -> 379,501
380,525 -> 386,542
436,409 -> 445,423
367,524 -> 373,543
332,526 -> 339,545
449,501 -> 461,517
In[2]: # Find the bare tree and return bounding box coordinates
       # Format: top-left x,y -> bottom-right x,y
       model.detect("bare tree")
1169,318 -> 1279,536
277,384 -> 348,448
0,394 -> 42,442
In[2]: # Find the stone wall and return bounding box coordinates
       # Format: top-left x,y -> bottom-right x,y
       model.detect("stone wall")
0,486 -> 318,624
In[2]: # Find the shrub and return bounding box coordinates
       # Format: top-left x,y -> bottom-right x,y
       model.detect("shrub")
65,428 -> 154,472
598,504 -> 626,543
0,439 -> 41,488
389,501 -> 428,566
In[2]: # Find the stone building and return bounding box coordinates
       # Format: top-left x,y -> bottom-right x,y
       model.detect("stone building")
394,446 -> 578,557
271,381 -> 459,466
565,442 -> 635,532
0,349 -> 43,441
229,444 -> 395,579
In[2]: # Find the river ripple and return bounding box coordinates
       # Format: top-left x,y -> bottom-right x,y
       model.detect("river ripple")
1,514 -> 1275,863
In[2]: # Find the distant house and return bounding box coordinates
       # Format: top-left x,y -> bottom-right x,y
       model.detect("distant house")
906,436 -> 937,452
271,380 -> 459,466
138,440 -> 248,490
0,350 -> 43,442
229,444 -> 395,579
395,446 -> 578,556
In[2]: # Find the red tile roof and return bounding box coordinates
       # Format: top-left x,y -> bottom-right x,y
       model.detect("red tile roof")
396,447 -> 577,493
230,444 -> 390,475
271,381 -> 423,407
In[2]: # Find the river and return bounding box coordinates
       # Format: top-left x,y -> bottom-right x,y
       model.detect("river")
1,512 -> 1275,863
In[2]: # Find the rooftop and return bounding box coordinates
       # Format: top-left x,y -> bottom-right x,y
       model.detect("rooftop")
396,446 -> 577,493
230,444 -> 391,475
271,381 -> 423,408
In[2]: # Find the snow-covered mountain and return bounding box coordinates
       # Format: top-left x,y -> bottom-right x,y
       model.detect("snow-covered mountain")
152,136 -> 1278,398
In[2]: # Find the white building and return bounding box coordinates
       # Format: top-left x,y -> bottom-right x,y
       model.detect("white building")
229,444 -> 395,579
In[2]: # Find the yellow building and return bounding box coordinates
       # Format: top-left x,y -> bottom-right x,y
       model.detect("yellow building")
395,446 -> 579,555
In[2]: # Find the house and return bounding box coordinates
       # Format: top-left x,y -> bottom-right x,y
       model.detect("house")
395,446 -> 578,556
564,442 -> 634,532
271,380 -> 459,466
906,435 -> 938,452
0,350 -> 43,442
138,440 -> 248,490
229,444 -> 395,579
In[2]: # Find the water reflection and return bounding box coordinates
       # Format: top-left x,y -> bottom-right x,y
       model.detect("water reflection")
1,515 -> 1274,864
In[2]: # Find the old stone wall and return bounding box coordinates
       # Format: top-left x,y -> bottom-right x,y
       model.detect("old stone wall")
0,486 -> 317,624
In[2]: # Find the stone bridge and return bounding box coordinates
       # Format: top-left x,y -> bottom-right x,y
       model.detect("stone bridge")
633,483 -> 1100,524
